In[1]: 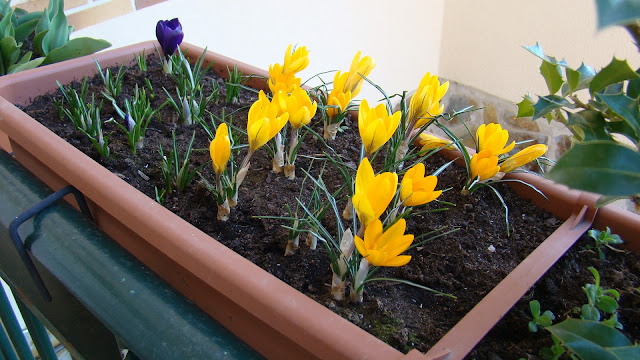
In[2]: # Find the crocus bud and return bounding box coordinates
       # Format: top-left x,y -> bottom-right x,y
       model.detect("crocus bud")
182,97 -> 192,125
156,18 -> 184,59
125,113 -> 135,133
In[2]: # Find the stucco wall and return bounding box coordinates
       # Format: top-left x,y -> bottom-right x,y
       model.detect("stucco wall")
71,0 -> 446,103
438,0 -> 639,102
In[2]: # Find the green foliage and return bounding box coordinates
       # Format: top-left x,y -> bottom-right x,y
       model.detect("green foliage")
528,300 -> 556,332
588,227 -> 624,260
225,65 -> 247,104
0,0 -> 110,76
547,141 -> 640,196
547,319 -> 639,360
95,59 -> 127,99
580,267 -> 622,327
164,48 -> 216,125
596,0 -> 640,29
159,130 -> 204,193
522,15 -> 640,201
135,49 -> 147,71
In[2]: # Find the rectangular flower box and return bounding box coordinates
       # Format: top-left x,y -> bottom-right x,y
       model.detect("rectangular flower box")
0,41 -> 638,360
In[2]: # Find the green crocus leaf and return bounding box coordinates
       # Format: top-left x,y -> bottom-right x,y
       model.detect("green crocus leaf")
547,318 -> 634,360
548,141 -> 640,196
590,58 -> 639,95
42,37 -> 111,65
516,94 -> 534,118
532,95 -> 571,120
597,93 -> 640,136
540,60 -> 564,94
596,0 -> 640,29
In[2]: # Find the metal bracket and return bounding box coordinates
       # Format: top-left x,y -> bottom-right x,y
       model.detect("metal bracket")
9,185 -> 94,302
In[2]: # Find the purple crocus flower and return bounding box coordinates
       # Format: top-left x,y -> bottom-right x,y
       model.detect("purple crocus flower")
156,18 -> 184,59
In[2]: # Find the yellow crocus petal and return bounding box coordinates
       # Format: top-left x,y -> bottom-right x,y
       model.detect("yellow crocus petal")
210,123 -> 231,174
499,144 -> 548,173
470,150 -> 500,181
352,158 -> 398,226
345,52 -> 375,97
418,133 -> 453,152
476,123 -> 515,156
326,89 -> 352,118
283,86 -> 317,128
408,73 -> 449,127
247,92 -> 289,151
283,44 -> 309,74
400,163 -> 442,206
358,99 -> 401,155
268,64 -> 301,94
354,219 -> 414,267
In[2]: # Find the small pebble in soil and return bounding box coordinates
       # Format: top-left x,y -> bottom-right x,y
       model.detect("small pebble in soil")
488,245 -> 496,252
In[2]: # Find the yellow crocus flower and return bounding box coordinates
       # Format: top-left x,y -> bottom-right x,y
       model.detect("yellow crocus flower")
352,158 -> 398,226
476,123 -> 515,156
268,63 -> 301,94
344,51 -> 375,97
400,163 -> 442,206
470,150 -> 500,181
209,123 -> 231,175
358,99 -> 401,156
499,144 -> 548,173
354,218 -> 413,267
326,89 -> 352,118
418,133 -> 453,152
282,44 -> 309,74
275,86 -> 317,129
409,73 -> 449,128
247,91 -> 289,151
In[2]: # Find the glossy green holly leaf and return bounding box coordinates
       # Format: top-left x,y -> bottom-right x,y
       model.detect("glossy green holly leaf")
596,93 -> 640,136
567,110 -> 611,141
523,43 -> 568,66
547,318 -> 636,360
516,94 -> 534,118
548,141 -> 640,196
532,95 -> 571,120
564,63 -> 596,96
596,0 -> 640,29
42,37 -> 111,65
590,58 -> 639,95
540,60 -> 564,94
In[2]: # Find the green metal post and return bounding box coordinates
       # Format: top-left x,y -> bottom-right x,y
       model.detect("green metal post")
0,286 -> 33,360
0,317 -> 18,360
14,297 -> 57,360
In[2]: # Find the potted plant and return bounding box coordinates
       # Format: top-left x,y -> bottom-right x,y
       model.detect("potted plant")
0,22 -> 638,360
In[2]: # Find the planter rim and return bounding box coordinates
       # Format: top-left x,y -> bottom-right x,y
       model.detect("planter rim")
0,41 -> 637,359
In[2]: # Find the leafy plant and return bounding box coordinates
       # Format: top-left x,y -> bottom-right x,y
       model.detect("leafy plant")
528,300 -> 556,332
135,49 -> 147,71
0,0 -> 110,75
519,0 -> 640,204
95,59 -> 127,99
587,227 -> 624,260
579,267 -> 622,328
225,65 -> 247,104
158,130 -> 204,193
106,84 -> 166,153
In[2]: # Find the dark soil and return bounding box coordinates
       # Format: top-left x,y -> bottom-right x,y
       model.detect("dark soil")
19,53 -> 640,358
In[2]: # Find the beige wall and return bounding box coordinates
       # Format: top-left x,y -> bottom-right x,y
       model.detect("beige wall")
71,0 -> 446,102
438,0 -> 640,102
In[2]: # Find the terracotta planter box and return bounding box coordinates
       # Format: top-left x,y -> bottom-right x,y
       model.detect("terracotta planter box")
0,41 -> 638,360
